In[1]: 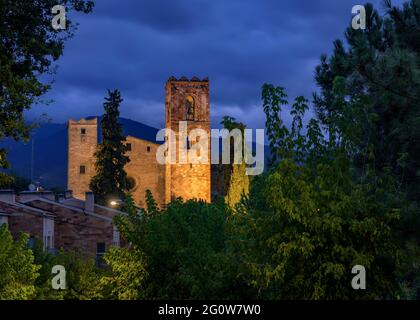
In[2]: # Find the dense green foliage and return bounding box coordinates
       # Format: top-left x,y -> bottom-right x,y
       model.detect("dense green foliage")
32,243 -> 100,300
90,90 -> 131,205
313,0 -> 420,297
109,193 -> 249,299
97,246 -> 147,300
228,85 -> 401,299
314,1 -> 420,202
0,225 -> 40,299
0,231 -> 104,300
0,0 -> 93,186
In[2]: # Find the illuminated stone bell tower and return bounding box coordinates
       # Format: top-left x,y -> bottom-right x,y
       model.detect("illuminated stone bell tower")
164,76 -> 211,203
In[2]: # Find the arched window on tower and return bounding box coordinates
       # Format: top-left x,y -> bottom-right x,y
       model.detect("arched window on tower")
185,96 -> 195,121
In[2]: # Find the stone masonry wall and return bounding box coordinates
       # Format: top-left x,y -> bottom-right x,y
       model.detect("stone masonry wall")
67,118 -> 98,200
27,200 -> 114,257
125,136 -> 165,207
165,78 -> 211,203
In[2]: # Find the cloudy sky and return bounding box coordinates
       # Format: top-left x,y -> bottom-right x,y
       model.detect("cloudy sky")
29,0 -> 403,130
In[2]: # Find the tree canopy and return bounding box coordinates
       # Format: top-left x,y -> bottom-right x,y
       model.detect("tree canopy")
0,0 -> 94,186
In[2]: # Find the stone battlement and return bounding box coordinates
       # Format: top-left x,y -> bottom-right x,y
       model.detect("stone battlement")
167,76 -> 209,83
68,117 -> 98,126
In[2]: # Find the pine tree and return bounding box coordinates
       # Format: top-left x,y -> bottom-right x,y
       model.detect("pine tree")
90,90 -> 130,205
313,1 -> 420,201
313,1 -> 420,298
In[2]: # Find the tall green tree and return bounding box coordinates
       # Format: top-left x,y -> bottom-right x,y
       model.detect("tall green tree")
313,1 -> 420,200
90,89 -> 131,205
313,0 -> 420,297
0,0 -> 94,186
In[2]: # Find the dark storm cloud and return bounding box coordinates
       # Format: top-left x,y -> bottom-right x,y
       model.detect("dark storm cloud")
28,0 -> 403,130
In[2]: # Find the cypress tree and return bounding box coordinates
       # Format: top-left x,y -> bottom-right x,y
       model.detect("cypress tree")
90,89 -> 130,205
220,116 -> 250,209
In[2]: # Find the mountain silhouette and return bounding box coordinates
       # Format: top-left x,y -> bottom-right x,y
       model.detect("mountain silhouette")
0,117 -> 269,189
0,117 -> 159,189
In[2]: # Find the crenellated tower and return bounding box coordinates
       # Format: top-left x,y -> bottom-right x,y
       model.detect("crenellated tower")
164,76 -> 211,203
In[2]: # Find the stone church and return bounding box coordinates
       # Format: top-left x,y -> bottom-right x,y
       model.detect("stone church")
67,77 -> 212,207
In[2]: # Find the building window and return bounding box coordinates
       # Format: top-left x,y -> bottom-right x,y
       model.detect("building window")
28,236 -> 36,249
113,227 -> 120,247
126,143 -> 132,151
43,216 -> 54,251
80,165 -> 86,174
81,128 -> 86,135
185,96 -> 195,121
147,146 -> 151,152
97,243 -> 106,255
0,215 -> 8,227
96,243 -> 106,266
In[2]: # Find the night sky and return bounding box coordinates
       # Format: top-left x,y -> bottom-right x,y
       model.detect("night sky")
28,0 -> 403,131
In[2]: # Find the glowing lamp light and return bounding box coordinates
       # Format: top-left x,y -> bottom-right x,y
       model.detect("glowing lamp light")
109,200 -> 119,207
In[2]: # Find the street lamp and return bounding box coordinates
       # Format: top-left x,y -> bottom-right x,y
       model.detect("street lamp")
109,199 -> 122,207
